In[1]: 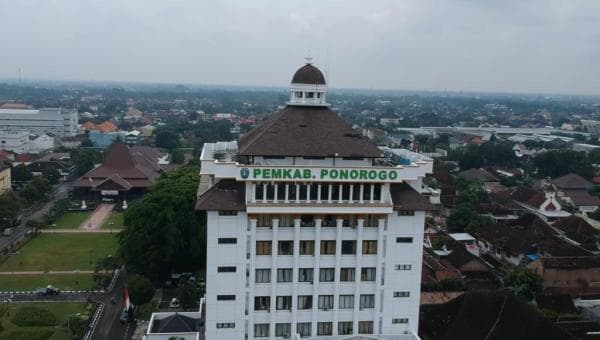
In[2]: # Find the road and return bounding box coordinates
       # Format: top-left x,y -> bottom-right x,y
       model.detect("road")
0,181 -> 71,252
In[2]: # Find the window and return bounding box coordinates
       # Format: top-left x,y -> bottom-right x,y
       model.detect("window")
398,210 -> 415,216
338,321 -> 353,335
276,323 -> 291,337
256,241 -> 272,255
276,296 -> 292,310
361,268 -> 376,281
273,269 -> 290,283
320,240 -> 336,255
309,184 -> 319,201
217,295 -> 235,301
255,269 -> 271,283
298,295 -> 312,309
278,240 -> 293,255
217,266 -> 236,273
257,215 -> 272,228
317,92 -> 322,99
359,321 -> 374,334
317,322 -> 333,336
395,264 -> 412,271
319,268 -> 335,282
298,268 -> 313,282
394,291 -> 410,298
218,210 -> 237,216
342,215 -> 357,227
297,322 -> 311,337
254,296 -> 270,311
295,91 -> 303,98
373,184 -> 381,201
341,240 -> 356,255
280,215 -> 294,227
300,240 -> 314,255
339,295 -> 354,309
300,215 -> 315,227
362,240 -> 377,255
322,214 -> 336,227
365,215 -> 378,227
392,318 -> 409,324
265,184 -> 275,200
360,294 -> 375,309
255,183 -> 265,201
218,237 -> 237,244
254,323 -> 269,337
340,268 -> 355,281
306,92 -> 314,98
277,184 -> 285,201
318,295 -> 333,310
396,237 -> 413,243
216,322 -> 235,329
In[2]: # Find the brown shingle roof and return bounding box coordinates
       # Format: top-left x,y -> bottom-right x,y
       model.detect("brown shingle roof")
390,182 -> 437,211
562,189 -> 600,207
237,106 -> 381,158
551,173 -> 593,190
195,180 -> 246,211
539,256 -> 600,269
510,186 -> 546,208
458,168 -> 499,182
291,63 -> 326,85
553,215 -> 600,250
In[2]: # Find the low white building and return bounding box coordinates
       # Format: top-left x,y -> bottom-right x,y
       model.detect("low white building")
0,107 -> 78,137
0,130 -> 29,153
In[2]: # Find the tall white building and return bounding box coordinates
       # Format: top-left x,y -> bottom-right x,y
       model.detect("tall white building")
196,61 -> 433,340
0,107 -> 78,137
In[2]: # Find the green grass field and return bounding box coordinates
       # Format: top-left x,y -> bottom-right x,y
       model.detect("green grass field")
0,274 -> 96,291
101,212 -> 124,230
0,233 -> 119,272
0,302 -> 89,340
53,212 -> 90,229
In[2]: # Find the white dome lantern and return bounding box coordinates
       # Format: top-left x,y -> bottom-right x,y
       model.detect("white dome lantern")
286,57 -> 329,107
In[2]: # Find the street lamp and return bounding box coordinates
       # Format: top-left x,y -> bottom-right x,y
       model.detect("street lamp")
74,269 -> 80,286
109,221 -> 114,234
66,312 -> 81,340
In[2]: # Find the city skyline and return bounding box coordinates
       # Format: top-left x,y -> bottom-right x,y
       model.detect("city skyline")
1,1 -> 599,95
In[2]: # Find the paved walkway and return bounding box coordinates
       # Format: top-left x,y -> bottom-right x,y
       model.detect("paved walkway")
0,270 -> 95,275
40,229 -> 118,234
80,204 -> 115,230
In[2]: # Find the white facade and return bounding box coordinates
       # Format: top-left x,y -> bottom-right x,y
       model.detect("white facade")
0,108 -> 78,137
0,130 -> 29,153
200,149 -> 431,340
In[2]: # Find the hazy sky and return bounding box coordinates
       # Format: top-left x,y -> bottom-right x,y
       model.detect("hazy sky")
1,0 -> 599,94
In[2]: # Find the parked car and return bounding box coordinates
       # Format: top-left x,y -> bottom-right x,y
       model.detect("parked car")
169,298 -> 181,309
35,285 -> 60,296
2,228 -> 12,237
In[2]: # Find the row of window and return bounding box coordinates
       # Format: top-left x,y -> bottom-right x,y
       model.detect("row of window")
255,321 -> 372,337
251,292 -> 408,311
254,267 -> 377,283
256,240 -> 377,256
255,183 -> 382,203
255,214 -> 381,228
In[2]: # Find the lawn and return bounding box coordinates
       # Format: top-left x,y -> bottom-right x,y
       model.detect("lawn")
53,212 -> 89,229
0,302 -> 90,340
0,233 -> 119,272
101,212 -> 124,230
0,273 -> 96,291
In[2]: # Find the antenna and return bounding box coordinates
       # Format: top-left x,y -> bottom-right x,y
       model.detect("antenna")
305,49 -> 313,64
18,67 -> 22,100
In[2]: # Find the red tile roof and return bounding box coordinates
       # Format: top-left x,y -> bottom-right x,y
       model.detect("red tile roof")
551,173 -> 593,190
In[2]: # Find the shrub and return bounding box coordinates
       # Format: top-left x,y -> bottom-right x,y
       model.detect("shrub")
11,306 -> 59,327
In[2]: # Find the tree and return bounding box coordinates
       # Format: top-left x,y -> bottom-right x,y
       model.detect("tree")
11,164 -> 32,182
119,165 -> 205,279
503,266 -> 543,301
42,168 -> 61,185
0,191 -> 21,227
589,148 -> 600,164
171,149 -> 185,164
70,148 -> 103,176
20,183 -> 40,204
80,138 -> 94,147
31,176 -> 51,196
534,150 -> 594,179
176,285 -> 200,309
155,129 -> 180,150
127,274 -> 154,306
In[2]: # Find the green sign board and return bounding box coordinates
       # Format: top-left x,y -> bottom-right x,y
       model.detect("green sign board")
239,167 -> 399,182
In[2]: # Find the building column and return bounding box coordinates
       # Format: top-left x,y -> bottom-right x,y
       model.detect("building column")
284,183 -> 290,203
291,218 -> 301,336
306,184 -> 311,203
312,218 -> 322,337
251,183 -> 256,203
274,184 -> 279,203
338,184 -> 343,203
295,184 -> 300,203
349,184 -> 354,203
317,184 -> 322,203
353,218 -> 364,333
270,217 -> 279,337
369,184 -> 375,203
359,184 -> 364,203
262,185 -> 267,204
374,217 -> 386,334
328,184 -> 333,203
380,183 -> 387,204
333,218 -> 343,330
248,218 -> 257,339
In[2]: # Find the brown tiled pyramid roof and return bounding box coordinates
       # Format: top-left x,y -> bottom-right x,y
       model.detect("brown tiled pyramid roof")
195,180 -> 246,211
510,186 -> 546,208
458,168 -> 498,182
237,106 -> 381,158
551,173 -> 593,190
390,182 -> 437,211
291,63 -> 326,85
